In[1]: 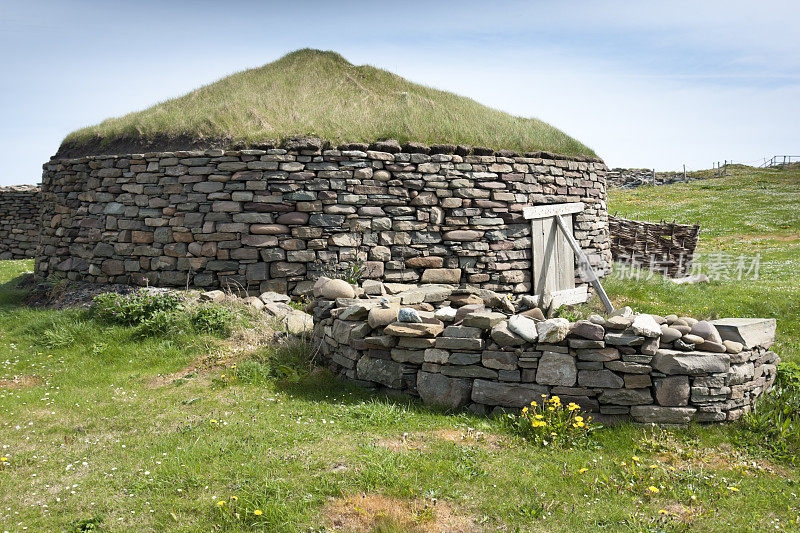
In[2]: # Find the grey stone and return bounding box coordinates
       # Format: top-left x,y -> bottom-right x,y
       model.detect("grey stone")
384,320 -> 444,338
440,365 -> 498,379
434,306 -> 457,322
490,320 -> 526,347
605,360 -> 651,374
710,318 -> 776,349
570,320 -> 605,341
507,315 -> 539,342
660,326 -> 682,343
651,350 -> 731,375
462,310 -> 506,329
482,351 -> 519,371
654,376 -> 690,406
691,320 -> 723,343
471,379 -> 548,408
604,332 -> 644,346
417,372 -> 472,409
398,308 -> 422,323
435,337 -> 484,351
631,314 -> 662,338
578,369 -> 624,388
357,357 -> 404,388
319,279 -> 355,300
599,388 -> 652,405
449,352 -> 481,365
536,352 -> 577,386
630,406 -> 696,424
576,347 -> 620,362
536,318 -> 570,343
723,340 -> 743,354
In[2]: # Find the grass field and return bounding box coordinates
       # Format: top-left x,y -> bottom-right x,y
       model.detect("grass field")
61,49 -> 595,158
1,166 -> 800,532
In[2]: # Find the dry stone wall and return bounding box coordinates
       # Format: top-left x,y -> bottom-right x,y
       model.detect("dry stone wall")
37,146 -> 610,294
312,279 -> 778,424
0,185 -> 40,259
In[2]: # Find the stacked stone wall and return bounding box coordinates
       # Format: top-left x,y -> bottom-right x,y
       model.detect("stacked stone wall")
37,146 -> 610,293
0,185 -> 40,260
312,280 -> 778,424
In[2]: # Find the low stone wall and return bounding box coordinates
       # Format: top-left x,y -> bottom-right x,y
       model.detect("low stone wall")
0,185 -> 40,259
607,168 -> 693,189
311,279 -> 778,424
37,144 -> 610,295
609,216 -> 701,278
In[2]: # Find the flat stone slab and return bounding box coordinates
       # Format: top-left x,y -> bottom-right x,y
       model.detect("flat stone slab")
710,318 -> 776,349
651,349 -> 730,375
471,379 -> 548,408
630,406 -> 696,424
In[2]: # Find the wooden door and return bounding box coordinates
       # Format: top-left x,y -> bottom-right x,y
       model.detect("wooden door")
523,203 -> 588,308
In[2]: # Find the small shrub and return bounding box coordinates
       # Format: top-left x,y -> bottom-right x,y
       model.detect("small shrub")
502,395 -> 598,448
240,339 -> 316,383
740,363 -> 800,465
317,257 -> 366,285
65,516 -> 103,532
191,306 -> 235,336
90,290 -> 183,327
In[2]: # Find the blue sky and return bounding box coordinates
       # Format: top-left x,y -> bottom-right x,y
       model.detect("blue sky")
1,0 -> 798,185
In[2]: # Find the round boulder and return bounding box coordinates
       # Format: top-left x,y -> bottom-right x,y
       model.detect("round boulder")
319,278 -> 355,300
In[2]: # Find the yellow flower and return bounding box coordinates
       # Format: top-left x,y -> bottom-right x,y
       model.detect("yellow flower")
647,486 -> 659,494
541,394 -> 548,398
535,414 -> 544,420
0,456 -> 7,462
658,510 -> 668,515
575,421 -> 585,427
568,403 -> 580,411
550,396 -> 561,404
650,464 -> 658,469
632,455 -> 640,462
578,468 -> 588,474
548,406 -> 555,411
254,509 -> 263,516
217,501 -> 226,507
230,496 -> 238,501
522,407 -> 528,414
574,416 -> 584,422
728,486 -> 740,492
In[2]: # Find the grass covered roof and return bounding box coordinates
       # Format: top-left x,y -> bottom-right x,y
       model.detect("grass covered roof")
60,49 -> 596,158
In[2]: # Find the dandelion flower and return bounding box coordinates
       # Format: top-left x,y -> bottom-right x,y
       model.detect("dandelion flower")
254,509 -> 263,516
217,501 -> 226,507
647,486 -> 659,494
579,468 -> 588,474
728,486 -> 740,492
658,510 -> 668,515
574,416 -> 583,422
522,407 -> 528,414
230,496 -> 238,501
0,457 -> 7,462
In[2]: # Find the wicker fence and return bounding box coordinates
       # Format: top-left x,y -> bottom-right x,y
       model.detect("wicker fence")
609,216 -> 701,278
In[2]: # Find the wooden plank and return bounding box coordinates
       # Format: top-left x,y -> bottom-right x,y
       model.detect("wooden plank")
523,202 -> 584,220
551,286 -> 589,308
553,213 -> 614,313
556,213 -> 576,290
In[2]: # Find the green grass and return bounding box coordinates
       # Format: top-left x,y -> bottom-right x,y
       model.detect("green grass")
1,272 -> 800,529
605,164 -> 800,363
61,49 -> 595,157
2,167 -> 800,531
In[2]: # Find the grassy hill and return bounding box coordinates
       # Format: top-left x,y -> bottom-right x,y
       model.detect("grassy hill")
58,49 -> 596,158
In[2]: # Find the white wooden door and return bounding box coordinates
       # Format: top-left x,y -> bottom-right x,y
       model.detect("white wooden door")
523,203 -> 588,308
